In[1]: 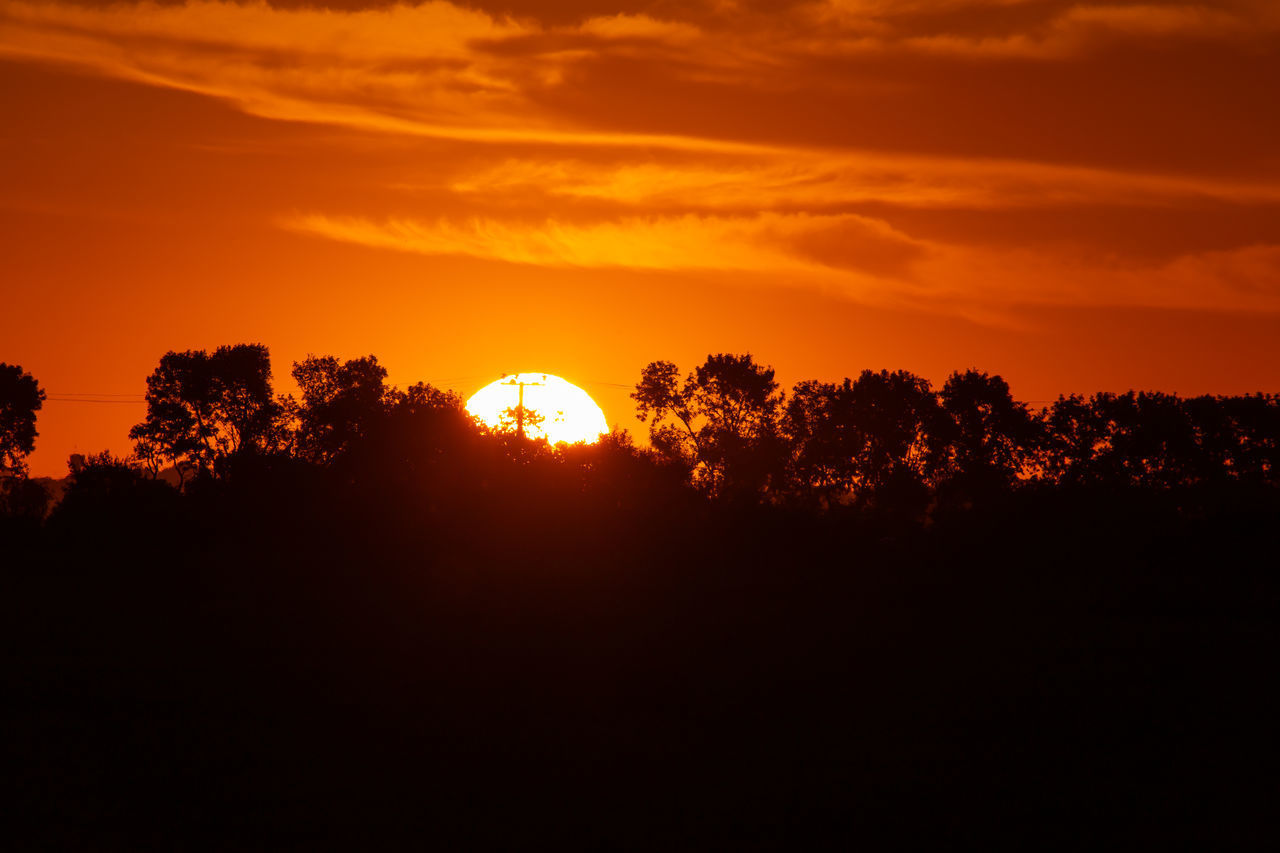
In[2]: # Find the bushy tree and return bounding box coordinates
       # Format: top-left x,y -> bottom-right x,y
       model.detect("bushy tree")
1218,393 -> 1280,485
0,362 -> 45,478
1042,394 -> 1111,486
292,354 -> 394,465
633,354 -> 786,500
1086,392 -> 1198,488
359,381 -> 477,479
784,370 -> 950,509
784,379 -> 860,505
130,344 -> 289,484
50,450 -> 179,537
939,370 -> 1040,489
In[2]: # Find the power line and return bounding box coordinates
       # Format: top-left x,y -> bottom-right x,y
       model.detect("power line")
49,392 -> 144,398
582,380 -> 634,389
45,397 -> 145,404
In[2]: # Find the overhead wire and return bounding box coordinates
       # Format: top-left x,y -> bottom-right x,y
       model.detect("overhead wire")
49,392 -> 144,397
45,397 -> 145,404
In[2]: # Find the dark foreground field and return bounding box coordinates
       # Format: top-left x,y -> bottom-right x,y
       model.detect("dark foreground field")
5,485 -> 1277,849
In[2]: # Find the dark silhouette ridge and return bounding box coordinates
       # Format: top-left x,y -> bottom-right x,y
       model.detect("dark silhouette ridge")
3,348 -> 1278,849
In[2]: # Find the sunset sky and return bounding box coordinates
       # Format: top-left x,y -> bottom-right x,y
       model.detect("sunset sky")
3,0 -> 1279,476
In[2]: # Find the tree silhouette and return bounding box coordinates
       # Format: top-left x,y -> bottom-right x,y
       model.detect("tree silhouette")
1217,393 -> 1280,485
209,344 -> 293,458
292,354 -> 393,465
0,362 -> 45,479
49,450 -> 178,537
1087,391 -> 1199,488
345,381 -> 482,490
1182,394 -> 1239,485
785,369 -> 950,510
393,382 -> 465,416
13,340 -> 1280,522
939,369 -> 1040,490
634,354 -> 785,499
784,379 -> 860,506
130,344 -> 287,484
0,363 -> 48,518
1043,394 -> 1111,486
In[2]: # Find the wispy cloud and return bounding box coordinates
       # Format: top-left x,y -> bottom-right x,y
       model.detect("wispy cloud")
3,0 -> 1275,149
0,1 -> 747,150
449,153 -> 1280,212
4,0 -> 1277,318
285,211 -> 1280,315
282,211 -> 925,278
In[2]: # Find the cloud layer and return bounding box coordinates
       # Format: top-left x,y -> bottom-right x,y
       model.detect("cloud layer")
3,0 -> 1278,316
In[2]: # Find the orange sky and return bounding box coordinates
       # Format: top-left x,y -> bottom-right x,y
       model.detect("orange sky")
3,0 -> 1279,477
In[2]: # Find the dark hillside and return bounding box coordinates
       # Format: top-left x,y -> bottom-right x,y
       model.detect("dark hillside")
4,350 -> 1278,848
6,480 -> 1276,849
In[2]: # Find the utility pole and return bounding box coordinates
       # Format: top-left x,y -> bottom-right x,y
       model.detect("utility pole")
499,374 -> 546,439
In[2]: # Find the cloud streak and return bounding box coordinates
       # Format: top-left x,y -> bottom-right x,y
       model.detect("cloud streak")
283,211 -> 923,277
3,0 -> 1278,317
0,1 -> 721,149
286,211 -> 1280,316
3,1 -> 1276,151
449,153 -> 1280,212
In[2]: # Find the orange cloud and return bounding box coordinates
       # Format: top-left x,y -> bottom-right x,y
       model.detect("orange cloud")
5,0 -> 1275,154
448,153 -> 1280,212
282,210 -> 924,279
0,1 -> 751,151
929,242 -> 1280,318
4,0 -> 1277,318
284,210 -> 1280,316
1058,4 -> 1250,37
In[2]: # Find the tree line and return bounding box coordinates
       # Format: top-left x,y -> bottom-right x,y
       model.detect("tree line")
2,346 -> 1278,520
635,354 -> 1280,506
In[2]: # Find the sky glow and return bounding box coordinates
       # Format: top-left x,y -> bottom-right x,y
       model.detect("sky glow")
2,0 -> 1277,476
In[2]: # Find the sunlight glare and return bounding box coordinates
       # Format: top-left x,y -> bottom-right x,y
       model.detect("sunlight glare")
466,373 -> 608,445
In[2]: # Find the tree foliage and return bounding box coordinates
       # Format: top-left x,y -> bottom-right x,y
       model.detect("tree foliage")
633,354 -> 786,499
0,362 -> 45,477
292,354 -> 394,465
5,343 -> 1275,525
1041,391 -> 1280,489
785,370 -> 951,510
939,369 -> 1041,489
129,344 -> 288,484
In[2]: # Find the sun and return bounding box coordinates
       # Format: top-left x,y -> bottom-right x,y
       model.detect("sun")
465,373 -> 609,445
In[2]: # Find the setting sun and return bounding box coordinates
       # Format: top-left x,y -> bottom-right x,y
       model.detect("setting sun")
465,373 -> 608,445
